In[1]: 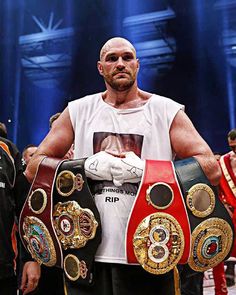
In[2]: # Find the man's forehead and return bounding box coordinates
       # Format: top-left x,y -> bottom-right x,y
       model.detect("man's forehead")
228,138 -> 236,145
100,38 -> 136,59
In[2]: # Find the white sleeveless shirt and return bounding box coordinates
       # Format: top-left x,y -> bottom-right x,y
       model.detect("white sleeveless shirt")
68,93 -> 184,264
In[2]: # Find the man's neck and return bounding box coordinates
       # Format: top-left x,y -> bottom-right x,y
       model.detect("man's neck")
102,87 -> 151,109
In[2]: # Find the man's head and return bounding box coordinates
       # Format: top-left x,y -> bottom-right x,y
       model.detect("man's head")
97,37 -> 139,91
49,112 -> 61,129
0,122 -> 7,139
227,128 -> 236,153
22,144 -> 37,166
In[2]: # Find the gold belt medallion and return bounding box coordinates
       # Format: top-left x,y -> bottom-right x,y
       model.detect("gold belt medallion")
56,170 -> 84,197
189,218 -> 233,271
133,212 -> 184,275
22,216 -> 57,266
53,200 -> 98,249
186,183 -> 215,218
64,254 -> 88,281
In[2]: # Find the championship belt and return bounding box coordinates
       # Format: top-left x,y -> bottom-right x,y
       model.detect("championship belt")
126,160 -> 191,275
174,157 -> 234,272
54,159 -> 101,285
19,157 -> 101,285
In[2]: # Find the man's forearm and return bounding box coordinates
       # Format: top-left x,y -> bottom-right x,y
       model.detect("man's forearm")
25,155 -> 46,183
194,155 -> 222,186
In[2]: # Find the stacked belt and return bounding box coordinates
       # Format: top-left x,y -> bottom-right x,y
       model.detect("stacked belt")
19,157 -> 101,286
19,156 -> 234,279
126,157 -> 234,274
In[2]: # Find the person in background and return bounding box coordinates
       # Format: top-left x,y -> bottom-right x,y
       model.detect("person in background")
25,37 -> 221,295
218,129 -> 236,289
211,152 -> 228,295
22,144 -> 37,169
0,122 -> 8,139
0,136 -> 40,294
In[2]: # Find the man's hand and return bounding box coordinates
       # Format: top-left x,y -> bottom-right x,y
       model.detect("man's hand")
84,151 -> 118,181
111,152 -> 144,186
20,261 -> 41,295
84,151 -> 144,186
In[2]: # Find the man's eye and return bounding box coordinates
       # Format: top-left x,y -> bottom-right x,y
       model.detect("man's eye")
123,55 -> 133,61
107,56 -> 118,62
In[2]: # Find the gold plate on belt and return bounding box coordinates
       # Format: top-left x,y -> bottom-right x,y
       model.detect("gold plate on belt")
56,170 -> 84,197
64,254 -> 88,281
28,188 -> 47,214
133,212 -> 184,275
53,200 -> 98,250
22,216 -> 57,266
189,218 -> 233,271
186,183 -> 215,218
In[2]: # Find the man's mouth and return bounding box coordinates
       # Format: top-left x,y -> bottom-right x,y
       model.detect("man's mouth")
113,72 -> 129,77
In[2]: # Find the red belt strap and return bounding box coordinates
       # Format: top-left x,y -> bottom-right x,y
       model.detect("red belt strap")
19,157 -> 63,267
126,159 -> 191,264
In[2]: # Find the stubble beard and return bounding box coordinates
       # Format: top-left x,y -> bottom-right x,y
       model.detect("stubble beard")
104,73 -> 136,91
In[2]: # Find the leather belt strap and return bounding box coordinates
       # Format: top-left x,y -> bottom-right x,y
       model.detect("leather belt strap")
20,157 -> 102,286
174,157 -> 234,230
19,157 -> 63,267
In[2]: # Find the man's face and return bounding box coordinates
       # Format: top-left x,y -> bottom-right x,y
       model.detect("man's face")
228,137 -> 236,154
23,147 -> 37,165
97,39 -> 139,91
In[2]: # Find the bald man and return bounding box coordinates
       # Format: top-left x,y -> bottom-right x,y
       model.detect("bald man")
25,37 -> 221,295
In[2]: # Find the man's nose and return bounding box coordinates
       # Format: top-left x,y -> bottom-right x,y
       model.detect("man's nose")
116,57 -> 125,68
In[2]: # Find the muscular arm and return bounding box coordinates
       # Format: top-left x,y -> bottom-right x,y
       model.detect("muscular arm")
170,110 -> 221,185
25,108 -> 74,182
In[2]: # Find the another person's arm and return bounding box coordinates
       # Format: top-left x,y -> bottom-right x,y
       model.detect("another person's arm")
25,108 -> 74,182
170,110 -> 221,185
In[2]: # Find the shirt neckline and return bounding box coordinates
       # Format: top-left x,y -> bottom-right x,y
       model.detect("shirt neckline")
98,93 -> 154,113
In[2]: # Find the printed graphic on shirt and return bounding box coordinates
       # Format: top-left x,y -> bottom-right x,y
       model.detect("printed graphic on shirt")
93,132 -> 143,157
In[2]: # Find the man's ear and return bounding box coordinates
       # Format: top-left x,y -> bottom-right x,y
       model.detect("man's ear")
137,58 -> 140,70
97,61 -> 103,76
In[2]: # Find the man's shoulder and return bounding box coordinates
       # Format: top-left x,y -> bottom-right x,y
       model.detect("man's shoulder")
0,137 -> 22,172
149,93 -> 183,107
0,137 -> 19,155
69,93 -> 101,105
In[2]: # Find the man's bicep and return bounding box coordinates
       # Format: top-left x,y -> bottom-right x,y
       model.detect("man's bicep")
170,110 -> 210,159
40,108 -> 74,156
26,108 -> 74,181
170,110 -> 221,185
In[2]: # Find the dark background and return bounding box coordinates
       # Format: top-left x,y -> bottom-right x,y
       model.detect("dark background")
0,0 -> 235,154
